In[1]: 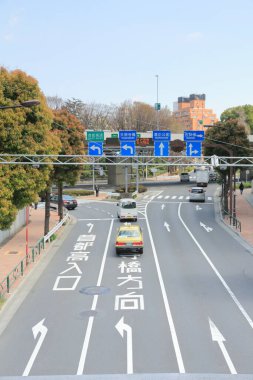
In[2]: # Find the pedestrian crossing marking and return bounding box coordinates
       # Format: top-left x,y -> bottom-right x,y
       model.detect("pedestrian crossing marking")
140,193 -> 213,202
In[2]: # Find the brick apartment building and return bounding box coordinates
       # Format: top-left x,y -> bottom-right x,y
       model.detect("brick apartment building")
173,94 -> 218,130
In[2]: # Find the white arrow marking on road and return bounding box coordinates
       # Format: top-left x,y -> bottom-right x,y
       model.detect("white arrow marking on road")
60,262 -> 82,274
200,222 -> 213,232
159,142 -> 164,155
164,221 -> 170,232
87,223 -> 94,233
90,145 -> 101,154
23,319 -> 48,376
196,205 -> 202,210
161,204 -> 165,210
209,318 -> 237,374
115,317 -> 133,374
122,144 -> 133,155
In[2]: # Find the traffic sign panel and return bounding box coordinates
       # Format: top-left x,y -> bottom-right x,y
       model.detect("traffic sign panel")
88,142 -> 103,156
186,141 -> 202,157
153,130 -> 171,141
87,131 -> 104,141
154,141 -> 170,157
120,141 -> 136,156
119,130 -> 137,141
184,130 -> 204,141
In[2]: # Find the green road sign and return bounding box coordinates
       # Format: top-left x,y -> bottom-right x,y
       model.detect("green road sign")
111,133 -> 118,138
137,133 -> 141,138
155,103 -> 161,111
87,131 -> 104,141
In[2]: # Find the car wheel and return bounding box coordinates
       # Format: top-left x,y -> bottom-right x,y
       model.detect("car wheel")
139,248 -> 143,254
116,249 -> 120,255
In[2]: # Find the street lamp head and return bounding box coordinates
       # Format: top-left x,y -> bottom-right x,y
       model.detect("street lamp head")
20,100 -> 40,107
0,99 -> 40,110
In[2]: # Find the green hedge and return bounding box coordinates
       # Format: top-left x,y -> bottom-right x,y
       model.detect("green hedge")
63,189 -> 94,196
115,184 -> 147,194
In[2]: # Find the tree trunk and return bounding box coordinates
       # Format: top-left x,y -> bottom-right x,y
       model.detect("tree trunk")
44,188 -> 51,235
58,181 -> 64,221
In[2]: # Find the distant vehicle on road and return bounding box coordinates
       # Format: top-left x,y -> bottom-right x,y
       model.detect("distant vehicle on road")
50,194 -> 78,210
115,224 -> 143,255
117,198 -> 137,221
196,170 -> 209,187
180,172 -> 190,182
209,171 -> 218,182
189,187 -> 206,202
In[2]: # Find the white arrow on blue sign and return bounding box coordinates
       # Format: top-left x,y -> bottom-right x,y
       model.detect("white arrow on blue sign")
184,130 -> 204,141
154,141 -> 170,157
88,142 -> 103,156
120,141 -> 136,156
186,141 -> 202,157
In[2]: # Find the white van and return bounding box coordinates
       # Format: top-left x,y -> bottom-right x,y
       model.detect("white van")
117,198 -> 138,222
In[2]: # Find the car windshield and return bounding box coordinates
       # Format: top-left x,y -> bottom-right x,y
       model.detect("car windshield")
118,229 -> 140,237
121,201 -> 136,209
191,188 -> 204,194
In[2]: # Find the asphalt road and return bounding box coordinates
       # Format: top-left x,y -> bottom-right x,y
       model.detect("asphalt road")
1,183 -> 253,377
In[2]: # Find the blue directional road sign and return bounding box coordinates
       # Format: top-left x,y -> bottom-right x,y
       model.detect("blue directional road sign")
119,130 -> 137,141
154,141 -> 170,157
186,141 -> 202,157
153,130 -> 171,141
88,142 -> 103,156
120,141 -> 136,156
184,130 -> 204,141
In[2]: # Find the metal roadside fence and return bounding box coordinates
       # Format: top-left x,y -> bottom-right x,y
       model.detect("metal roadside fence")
0,213 -> 70,298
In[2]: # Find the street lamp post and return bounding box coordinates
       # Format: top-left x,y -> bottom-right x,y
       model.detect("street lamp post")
155,74 -> 160,129
0,99 -> 40,265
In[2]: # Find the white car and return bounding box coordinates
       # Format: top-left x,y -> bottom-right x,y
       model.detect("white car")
189,187 -> 205,202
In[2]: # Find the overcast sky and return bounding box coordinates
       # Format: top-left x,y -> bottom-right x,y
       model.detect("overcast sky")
1,0 -> 253,118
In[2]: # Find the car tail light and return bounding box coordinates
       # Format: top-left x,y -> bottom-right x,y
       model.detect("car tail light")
133,241 -> 143,246
116,242 -> 126,246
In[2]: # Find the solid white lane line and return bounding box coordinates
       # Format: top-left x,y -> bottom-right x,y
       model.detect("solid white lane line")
178,203 -> 253,329
77,219 -> 114,375
145,198 -> 185,373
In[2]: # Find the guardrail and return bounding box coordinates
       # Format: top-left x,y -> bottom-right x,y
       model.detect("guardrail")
44,213 -> 69,244
0,214 -> 70,298
222,209 -> 241,232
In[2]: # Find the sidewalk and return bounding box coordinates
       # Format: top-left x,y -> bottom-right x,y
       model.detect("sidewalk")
232,188 -> 253,246
0,192 -> 109,296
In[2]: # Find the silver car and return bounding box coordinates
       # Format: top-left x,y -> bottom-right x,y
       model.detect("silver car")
189,187 -> 205,202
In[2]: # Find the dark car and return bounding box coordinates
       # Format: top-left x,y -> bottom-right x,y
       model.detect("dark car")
50,194 -> 78,210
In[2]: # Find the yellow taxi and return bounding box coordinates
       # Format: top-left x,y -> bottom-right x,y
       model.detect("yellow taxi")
115,224 -> 143,255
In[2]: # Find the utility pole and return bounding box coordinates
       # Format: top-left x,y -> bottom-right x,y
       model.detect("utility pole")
155,74 -> 160,129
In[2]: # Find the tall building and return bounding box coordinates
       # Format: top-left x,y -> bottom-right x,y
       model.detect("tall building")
173,94 -> 218,130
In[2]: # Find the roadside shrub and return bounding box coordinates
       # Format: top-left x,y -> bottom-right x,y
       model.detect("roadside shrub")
115,185 -> 147,194
63,189 -> 94,196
